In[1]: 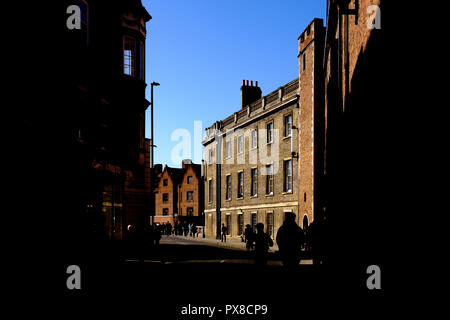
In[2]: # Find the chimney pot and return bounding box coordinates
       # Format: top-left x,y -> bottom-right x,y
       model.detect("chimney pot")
255,81 -> 258,87
242,80 -> 245,86
246,80 -> 249,86
251,80 -> 253,86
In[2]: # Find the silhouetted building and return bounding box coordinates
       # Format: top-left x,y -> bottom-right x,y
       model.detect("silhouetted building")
321,0 -> 386,266
31,0 -> 153,241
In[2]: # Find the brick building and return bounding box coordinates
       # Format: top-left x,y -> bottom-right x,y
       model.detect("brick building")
202,79 -> 301,239
153,160 -> 204,226
298,18 -> 326,228
321,0 -> 387,265
154,165 -> 184,225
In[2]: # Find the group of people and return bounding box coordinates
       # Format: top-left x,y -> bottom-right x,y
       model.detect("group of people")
172,221 -> 200,237
221,212 -> 315,267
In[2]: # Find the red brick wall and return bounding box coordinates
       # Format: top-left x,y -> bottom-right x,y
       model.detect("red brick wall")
179,165 -> 202,218
154,169 -> 176,222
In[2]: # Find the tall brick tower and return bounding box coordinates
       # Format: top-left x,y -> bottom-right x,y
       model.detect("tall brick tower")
298,18 -> 325,228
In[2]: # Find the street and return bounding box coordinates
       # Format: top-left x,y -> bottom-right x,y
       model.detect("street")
66,235 -> 376,317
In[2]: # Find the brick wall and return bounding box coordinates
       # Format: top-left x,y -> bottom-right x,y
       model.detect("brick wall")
298,18 -> 325,228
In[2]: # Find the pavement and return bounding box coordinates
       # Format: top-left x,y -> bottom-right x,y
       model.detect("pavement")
157,234 -> 313,265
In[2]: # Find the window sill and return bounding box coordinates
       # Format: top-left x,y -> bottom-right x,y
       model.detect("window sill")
265,193 -> 274,197
250,195 -> 258,198
237,197 -> 244,200
282,135 -> 292,140
282,191 -> 293,195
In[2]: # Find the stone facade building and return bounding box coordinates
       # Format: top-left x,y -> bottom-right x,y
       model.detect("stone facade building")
202,79 -> 301,239
154,160 -> 204,226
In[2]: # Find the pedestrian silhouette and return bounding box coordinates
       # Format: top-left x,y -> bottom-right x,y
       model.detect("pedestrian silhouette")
183,221 -> 189,236
244,224 -> 254,251
253,223 -> 273,266
191,224 -> 197,237
153,224 -> 162,247
166,222 -> 172,236
276,212 -> 305,268
221,223 -> 227,242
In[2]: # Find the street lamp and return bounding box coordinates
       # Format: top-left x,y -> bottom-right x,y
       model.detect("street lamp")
150,82 -> 159,226
150,82 -> 160,169
177,184 -> 181,233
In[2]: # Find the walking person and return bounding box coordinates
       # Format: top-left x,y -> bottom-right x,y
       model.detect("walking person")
166,222 -> 172,236
192,224 -> 197,237
244,224 -> 254,251
154,224 -> 162,247
253,223 -> 273,266
276,212 -> 305,269
221,223 -> 227,242
183,221 -> 189,236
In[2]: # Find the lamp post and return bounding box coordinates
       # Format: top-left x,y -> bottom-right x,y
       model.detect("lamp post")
150,82 -> 159,225
202,212 -> 205,238
178,184 -> 181,231
150,82 -> 160,169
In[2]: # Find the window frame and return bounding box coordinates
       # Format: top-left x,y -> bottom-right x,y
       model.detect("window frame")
123,36 -> 137,77
226,140 -> 232,159
250,167 -> 258,197
266,164 -> 274,195
208,179 -> 213,203
284,113 -> 293,138
267,212 -> 274,238
266,122 -> 274,144
251,129 -> 258,149
237,171 -> 244,199
208,148 -> 213,164
225,175 -> 232,200
237,135 -> 244,155
283,159 -> 293,193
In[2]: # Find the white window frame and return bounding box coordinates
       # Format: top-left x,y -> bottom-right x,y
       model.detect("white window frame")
251,129 -> 258,149
266,122 -> 274,144
284,114 -> 292,138
226,140 -> 232,159
237,135 -> 244,154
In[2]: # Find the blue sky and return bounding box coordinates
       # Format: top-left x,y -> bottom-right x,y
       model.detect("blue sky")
142,0 -> 327,168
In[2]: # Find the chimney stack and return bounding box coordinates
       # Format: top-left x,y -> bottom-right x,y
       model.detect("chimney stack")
240,80 -> 262,110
